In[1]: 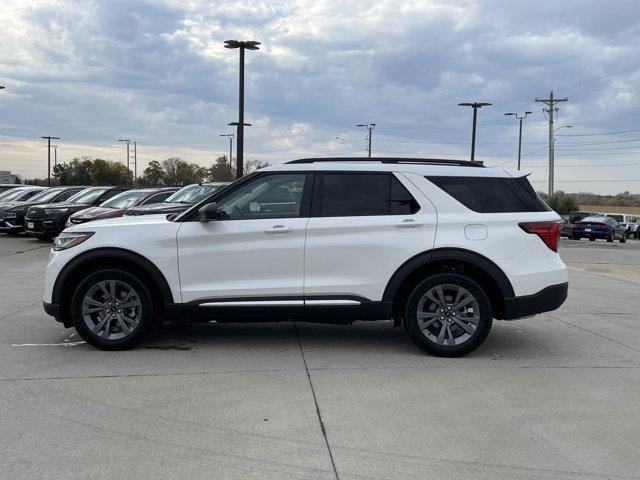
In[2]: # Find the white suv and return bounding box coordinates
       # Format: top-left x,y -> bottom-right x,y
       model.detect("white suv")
43,158 -> 568,356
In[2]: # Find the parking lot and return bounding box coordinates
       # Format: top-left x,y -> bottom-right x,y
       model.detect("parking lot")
1,235 -> 639,480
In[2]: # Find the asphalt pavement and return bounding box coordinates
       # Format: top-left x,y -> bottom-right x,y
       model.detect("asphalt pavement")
1,235 -> 639,480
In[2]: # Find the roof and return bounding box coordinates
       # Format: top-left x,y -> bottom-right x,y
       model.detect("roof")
263,157 -> 524,178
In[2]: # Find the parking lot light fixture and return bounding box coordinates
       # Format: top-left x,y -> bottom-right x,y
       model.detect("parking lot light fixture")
504,111 -> 533,170
224,39 -> 261,179
458,102 -> 492,162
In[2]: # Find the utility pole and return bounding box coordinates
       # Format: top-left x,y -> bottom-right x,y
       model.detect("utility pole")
504,111 -> 532,170
458,102 -> 492,162
118,139 -> 131,174
224,39 -> 260,178
535,91 -> 568,195
357,123 -> 376,158
133,141 -> 137,180
220,133 -> 234,171
41,136 -> 60,186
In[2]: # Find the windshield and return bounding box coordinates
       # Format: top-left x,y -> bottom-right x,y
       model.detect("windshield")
165,184 -> 220,204
0,188 -> 40,202
580,217 -> 606,223
100,190 -> 149,209
28,188 -> 67,203
606,214 -> 623,222
67,188 -> 109,204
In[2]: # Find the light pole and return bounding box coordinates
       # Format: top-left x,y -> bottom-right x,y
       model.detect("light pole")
224,39 -> 260,178
504,111 -> 532,170
118,139 -> 131,173
41,136 -> 60,186
220,133 -> 234,170
52,145 -> 58,167
548,125 -> 573,194
356,124 -> 376,158
458,102 -> 492,162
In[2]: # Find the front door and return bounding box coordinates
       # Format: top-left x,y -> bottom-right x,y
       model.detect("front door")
176,172 -> 312,304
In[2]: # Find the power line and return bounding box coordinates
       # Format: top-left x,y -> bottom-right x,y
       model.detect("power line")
559,62 -> 640,91
557,128 -> 640,137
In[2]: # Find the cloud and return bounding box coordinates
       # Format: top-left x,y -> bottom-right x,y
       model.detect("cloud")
0,0 -> 640,193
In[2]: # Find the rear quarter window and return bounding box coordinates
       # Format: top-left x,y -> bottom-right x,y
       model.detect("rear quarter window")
427,176 -> 550,213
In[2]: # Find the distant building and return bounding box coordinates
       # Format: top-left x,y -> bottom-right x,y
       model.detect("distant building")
0,170 -> 15,183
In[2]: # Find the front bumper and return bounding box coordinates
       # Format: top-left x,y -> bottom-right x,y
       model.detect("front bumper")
0,219 -> 24,232
43,301 -> 70,326
24,215 -> 66,236
502,282 -> 568,320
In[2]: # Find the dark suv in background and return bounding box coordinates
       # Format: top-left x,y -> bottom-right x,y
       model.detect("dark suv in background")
25,186 -> 131,240
0,186 -> 85,235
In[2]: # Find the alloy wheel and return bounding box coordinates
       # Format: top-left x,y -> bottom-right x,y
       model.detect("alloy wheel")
416,284 -> 480,346
82,280 -> 142,340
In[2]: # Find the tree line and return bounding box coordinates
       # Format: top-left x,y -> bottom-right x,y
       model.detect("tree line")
24,156 -> 269,187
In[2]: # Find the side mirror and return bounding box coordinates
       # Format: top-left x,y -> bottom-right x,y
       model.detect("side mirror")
198,202 -> 220,222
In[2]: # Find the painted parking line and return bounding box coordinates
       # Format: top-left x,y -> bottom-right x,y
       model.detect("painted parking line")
11,341 -> 86,347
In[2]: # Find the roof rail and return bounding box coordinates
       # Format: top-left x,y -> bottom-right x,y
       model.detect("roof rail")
286,157 -> 484,167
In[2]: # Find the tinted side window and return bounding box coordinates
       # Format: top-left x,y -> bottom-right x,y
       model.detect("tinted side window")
427,176 -> 550,213
319,173 -> 419,217
143,192 -> 172,204
390,176 -> 420,214
98,189 -> 126,204
216,173 -> 307,220
56,189 -> 79,202
320,173 -> 389,217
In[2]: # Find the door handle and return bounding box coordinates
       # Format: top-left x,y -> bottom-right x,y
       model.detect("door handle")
395,219 -> 424,228
264,225 -> 294,234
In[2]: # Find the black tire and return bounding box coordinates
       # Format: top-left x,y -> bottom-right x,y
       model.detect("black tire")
403,273 -> 492,357
589,237 -> 596,241
620,234 -> 627,244
35,234 -> 53,241
571,234 -> 579,240
70,269 -> 154,350
5,230 -> 20,236
607,234 -> 614,243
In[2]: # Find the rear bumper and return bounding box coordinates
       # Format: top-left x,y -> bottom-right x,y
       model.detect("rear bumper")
502,282 -> 568,320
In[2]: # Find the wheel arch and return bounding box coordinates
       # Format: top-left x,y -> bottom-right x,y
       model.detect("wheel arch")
53,248 -> 174,326
384,248 -> 515,323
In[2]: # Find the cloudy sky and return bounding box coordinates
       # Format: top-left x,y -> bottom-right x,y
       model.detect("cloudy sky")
1,0 -> 640,193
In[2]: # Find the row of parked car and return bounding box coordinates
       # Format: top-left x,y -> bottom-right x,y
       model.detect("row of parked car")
560,210 -> 640,243
0,182 -> 230,240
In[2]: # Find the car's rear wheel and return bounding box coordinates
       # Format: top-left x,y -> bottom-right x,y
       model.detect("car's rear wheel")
403,273 -> 492,357
607,233 -> 614,243
620,234 -> 627,244
589,237 -> 596,241
70,269 -> 154,350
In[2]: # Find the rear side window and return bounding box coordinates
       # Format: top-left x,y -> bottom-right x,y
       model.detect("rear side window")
318,173 -> 419,217
427,176 -> 550,213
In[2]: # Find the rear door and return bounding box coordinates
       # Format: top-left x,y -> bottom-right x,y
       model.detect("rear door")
304,171 -> 437,302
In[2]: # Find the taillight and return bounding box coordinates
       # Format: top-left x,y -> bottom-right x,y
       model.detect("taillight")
519,220 -> 564,252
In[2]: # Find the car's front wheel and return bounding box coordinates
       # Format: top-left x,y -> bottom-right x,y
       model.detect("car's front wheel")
70,269 -> 154,350
403,273 -> 492,357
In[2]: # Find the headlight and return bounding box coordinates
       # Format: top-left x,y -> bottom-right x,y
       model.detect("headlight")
53,232 -> 94,251
44,208 -> 68,214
